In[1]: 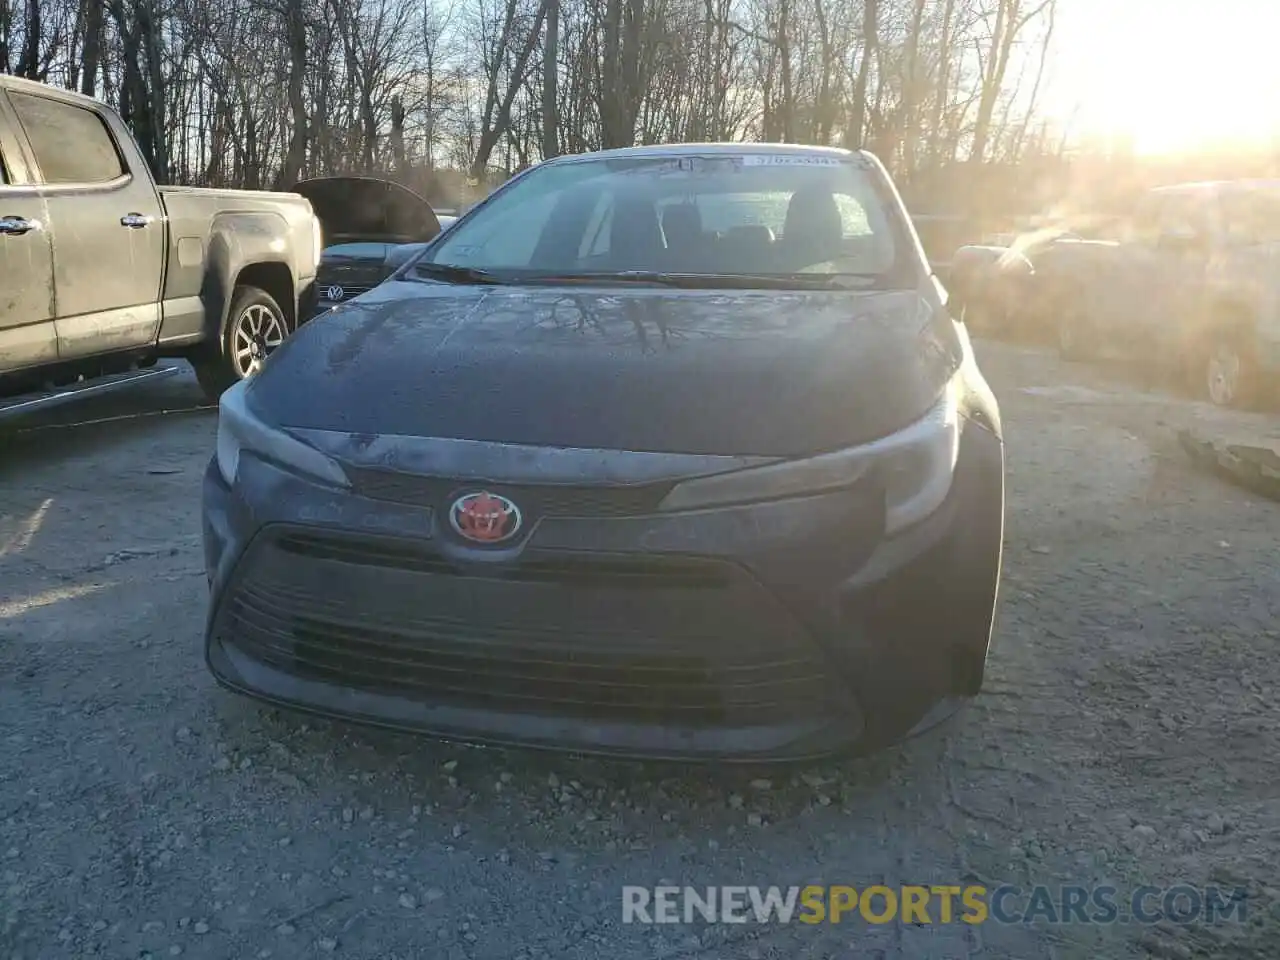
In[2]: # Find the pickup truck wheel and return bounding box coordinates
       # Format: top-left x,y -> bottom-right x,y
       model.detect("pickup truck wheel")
1201,332 -> 1259,409
193,285 -> 289,400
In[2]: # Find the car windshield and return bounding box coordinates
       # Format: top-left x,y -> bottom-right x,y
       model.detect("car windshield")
415,153 -> 906,287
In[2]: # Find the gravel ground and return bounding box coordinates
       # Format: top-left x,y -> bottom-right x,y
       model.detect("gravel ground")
2,341 -> 1278,960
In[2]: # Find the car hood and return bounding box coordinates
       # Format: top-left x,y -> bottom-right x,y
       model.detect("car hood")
248,281 -> 963,458
293,176 -> 441,245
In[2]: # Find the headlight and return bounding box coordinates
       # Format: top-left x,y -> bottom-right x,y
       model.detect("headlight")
215,380 -> 349,489
311,214 -> 323,267
658,377 -> 961,535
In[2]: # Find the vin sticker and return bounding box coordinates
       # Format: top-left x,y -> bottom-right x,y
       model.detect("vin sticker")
740,155 -> 845,166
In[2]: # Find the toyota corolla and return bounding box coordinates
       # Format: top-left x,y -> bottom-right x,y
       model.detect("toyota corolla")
202,143 -> 1005,762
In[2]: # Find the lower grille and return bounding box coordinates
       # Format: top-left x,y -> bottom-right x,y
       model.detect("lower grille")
214,527 -> 836,727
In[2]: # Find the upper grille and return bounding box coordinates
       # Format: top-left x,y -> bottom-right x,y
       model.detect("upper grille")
274,531 -> 729,588
345,468 -> 675,519
319,282 -> 375,300
317,261 -> 391,300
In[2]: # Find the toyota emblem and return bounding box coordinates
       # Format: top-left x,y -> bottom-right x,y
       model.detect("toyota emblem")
449,491 -> 522,544
326,285 -> 345,301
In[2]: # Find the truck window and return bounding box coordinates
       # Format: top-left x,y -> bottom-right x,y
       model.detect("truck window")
9,92 -> 125,185
1132,192 -> 1206,246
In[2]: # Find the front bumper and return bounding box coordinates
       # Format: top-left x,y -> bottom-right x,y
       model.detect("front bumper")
202,421 -> 1004,762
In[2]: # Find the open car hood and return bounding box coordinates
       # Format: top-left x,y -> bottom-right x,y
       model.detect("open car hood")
293,176 -> 441,245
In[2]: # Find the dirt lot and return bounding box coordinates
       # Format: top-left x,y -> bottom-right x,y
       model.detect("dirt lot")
1,340 -> 1278,960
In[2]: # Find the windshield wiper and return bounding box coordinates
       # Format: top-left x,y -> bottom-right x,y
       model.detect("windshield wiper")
524,270 -> 876,290
796,272 -> 888,289
412,262 -> 505,285
518,270 -> 711,287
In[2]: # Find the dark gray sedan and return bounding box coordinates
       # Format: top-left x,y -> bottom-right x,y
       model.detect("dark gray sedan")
203,144 -> 1005,762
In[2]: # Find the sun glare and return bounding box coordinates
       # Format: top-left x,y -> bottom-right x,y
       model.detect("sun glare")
1055,0 -> 1280,156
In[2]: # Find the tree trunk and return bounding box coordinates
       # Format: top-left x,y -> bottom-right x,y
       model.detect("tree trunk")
812,0 -> 834,143
390,96 -> 407,177
971,0 -> 1043,164
14,0 -> 41,80
471,0 -> 548,175
927,0 -> 956,165
79,0 -> 103,96
277,0 -> 309,188
620,0 -> 643,142
542,0 -> 559,159
1009,0 -> 1056,163
600,0 -> 643,147
842,0 -> 877,149
777,0 -> 793,142
898,0 -> 928,177
601,0 -> 622,145
137,0 -> 168,182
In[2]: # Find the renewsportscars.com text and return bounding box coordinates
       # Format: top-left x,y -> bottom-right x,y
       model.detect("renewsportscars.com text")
621,885 -> 1249,926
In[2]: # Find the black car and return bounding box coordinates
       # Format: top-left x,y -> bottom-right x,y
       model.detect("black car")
203,144 -> 1006,762
294,177 -> 449,317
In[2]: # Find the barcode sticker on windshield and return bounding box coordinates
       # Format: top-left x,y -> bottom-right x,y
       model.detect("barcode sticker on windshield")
740,155 -> 844,166
618,157 -> 739,176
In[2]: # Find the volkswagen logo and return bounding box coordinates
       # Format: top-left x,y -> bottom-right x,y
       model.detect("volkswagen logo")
449,491 -> 522,544
326,285 -> 345,301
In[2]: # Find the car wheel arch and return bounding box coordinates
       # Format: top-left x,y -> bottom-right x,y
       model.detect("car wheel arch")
234,261 -> 296,332
200,216 -> 301,340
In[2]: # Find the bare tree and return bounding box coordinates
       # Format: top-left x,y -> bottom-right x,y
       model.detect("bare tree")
541,0 -> 557,157
1,0 -> 1063,219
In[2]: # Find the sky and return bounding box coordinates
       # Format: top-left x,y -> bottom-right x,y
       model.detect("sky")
1043,0 -> 1280,155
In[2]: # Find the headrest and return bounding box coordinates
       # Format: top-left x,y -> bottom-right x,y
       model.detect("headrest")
783,188 -> 842,244
662,203 -> 703,239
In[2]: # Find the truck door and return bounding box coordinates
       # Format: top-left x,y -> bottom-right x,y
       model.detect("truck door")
1103,192 -> 1206,361
0,93 -> 57,375
1139,193 -> 1211,365
6,88 -> 165,361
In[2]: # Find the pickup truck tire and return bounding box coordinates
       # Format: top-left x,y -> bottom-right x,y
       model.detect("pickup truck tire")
1198,327 -> 1260,409
192,284 -> 290,400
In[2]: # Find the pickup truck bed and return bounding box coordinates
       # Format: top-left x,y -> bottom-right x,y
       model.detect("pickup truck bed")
0,75 -> 319,408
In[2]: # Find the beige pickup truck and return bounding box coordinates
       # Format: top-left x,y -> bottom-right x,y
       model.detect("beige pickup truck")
0,75 -> 320,418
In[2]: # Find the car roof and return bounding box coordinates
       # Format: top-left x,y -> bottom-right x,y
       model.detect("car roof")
0,74 -> 106,109
545,142 -> 874,165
